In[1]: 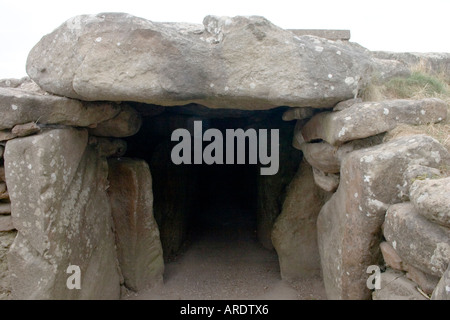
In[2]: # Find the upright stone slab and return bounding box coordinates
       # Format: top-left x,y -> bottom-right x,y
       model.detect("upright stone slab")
107,158 -> 164,292
272,161 -> 328,279
4,128 -> 121,299
317,135 -> 450,300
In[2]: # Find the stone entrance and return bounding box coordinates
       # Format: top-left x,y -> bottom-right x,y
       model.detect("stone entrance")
0,12 -> 449,300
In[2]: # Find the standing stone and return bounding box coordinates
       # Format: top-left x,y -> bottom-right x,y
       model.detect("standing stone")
272,161 -> 329,279
256,118 -> 301,250
4,128 -> 121,299
317,135 -> 450,300
107,158 -> 164,292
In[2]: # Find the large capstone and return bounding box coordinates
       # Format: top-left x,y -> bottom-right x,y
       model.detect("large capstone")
26,13 -> 380,110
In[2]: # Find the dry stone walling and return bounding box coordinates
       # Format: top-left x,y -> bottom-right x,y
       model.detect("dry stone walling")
0,12 -> 449,300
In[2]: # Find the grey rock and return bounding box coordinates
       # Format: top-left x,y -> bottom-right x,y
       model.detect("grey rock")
431,264 -> 450,300
300,134 -> 384,174
0,216 -> 14,232
0,231 -> 17,300
380,241 -> 404,271
405,263 -> 440,295
410,177 -> 450,228
89,105 -> 142,138
26,13 -> 378,110
333,98 -> 362,111
372,51 -> 450,79
89,136 -> 127,157
107,158 -> 164,292
398,165 -> 442,201
272,161 -> 328,280
11,122 -> 41,138
384,202 -> 450,278
0,87 -> 121,130
4,128 -> 121,299
312,167 -> 339,192
282,107 -> 315,121
372,269 -> 427,300
317,135 -> 450,300
301,98 -> 448,145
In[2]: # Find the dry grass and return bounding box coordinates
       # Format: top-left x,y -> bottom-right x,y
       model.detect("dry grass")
362,63 -> 450,153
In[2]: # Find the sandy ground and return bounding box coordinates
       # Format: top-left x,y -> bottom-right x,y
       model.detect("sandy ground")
126,216 -> 327,300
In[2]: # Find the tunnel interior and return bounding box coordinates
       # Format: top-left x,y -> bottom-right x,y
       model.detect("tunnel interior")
125,104 -> 302,262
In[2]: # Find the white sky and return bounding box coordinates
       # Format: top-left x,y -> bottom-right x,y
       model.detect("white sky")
0,0 -> 449,78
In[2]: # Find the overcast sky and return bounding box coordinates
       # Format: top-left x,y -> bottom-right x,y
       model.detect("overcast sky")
1,0 -> 449,78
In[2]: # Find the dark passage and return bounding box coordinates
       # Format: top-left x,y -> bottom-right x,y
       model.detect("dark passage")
125,104 -> 300,261
123,104 -> 324,300
189,163 -> 258,242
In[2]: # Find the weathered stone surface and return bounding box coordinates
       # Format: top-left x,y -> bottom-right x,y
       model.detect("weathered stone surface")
384,202 -> 450,278
0,216 -> 14,232
432,264 -> 450,300
1,123 -> 41,142
300,135 -> 384,174
380,241 -> 404,271
89,136 -> 127,157
11,122 -> 40,137
317,135 -> 450,300
301,142 -> 340,173
4,128 -> 121,299
0,77 -> 29,89
312,167 -> 339,192
256,118 -> 301,250
272,161 -> 328,280
288,29 -> 351,41
372,51 -> 450,79
0,203 -> 10,215
107,158 -> 164,292
405,263 -> 440,295
26,13 -> 378,109
397,164 -> 442,201
0,87 -> 121,130
372,269 -> 427,300
0,231 -> 17,300
0,131 -> 17,142
282,107 -> 315,121
333,98 -> 362,111
302,98 -> 447,145
410,177 -> 450,228
89,105 -> 142,137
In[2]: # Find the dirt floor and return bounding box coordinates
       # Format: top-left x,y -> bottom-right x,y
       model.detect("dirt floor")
125,210 -> 327,300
